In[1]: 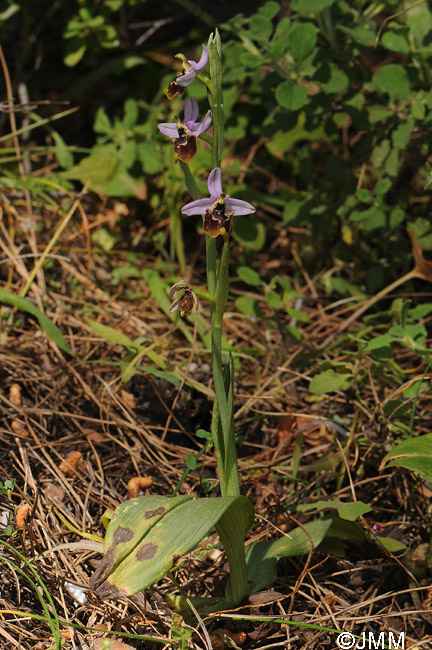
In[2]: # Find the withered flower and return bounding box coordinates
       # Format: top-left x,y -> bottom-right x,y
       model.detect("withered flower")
169,281 -> 199,318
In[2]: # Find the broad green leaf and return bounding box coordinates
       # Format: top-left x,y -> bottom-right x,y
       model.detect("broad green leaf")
137,141 -> 163,175
317,63 -> 349,94
349,206 -> 386,231
377,536 -> 407,553
235,296 -> 262,317
91,227 -> 116,252
239,53 -> 261,68
275,81 -> 308,111
291,0 -> 335,13
298,498 -> 371,521
62,152 -> 147,198
309,369 -> 352,393
392,119 -> 414,150
0,288 -> 73,355
381,31 -> 410,54
237,266 -> 262,286
380,433 -> 432,481
317,516 -> 371,557
233,216 -> 266,250
64,38 -> 87,67
94,107 -> 112,134
372,65 -> 411,100
249,14 -> 273,39
123,99 -> 139,128
91,495 -> 253,599
241,518 -> 332,593
258,1 -> 280,19
50,130 -> 74,170
287,22 -> 316,61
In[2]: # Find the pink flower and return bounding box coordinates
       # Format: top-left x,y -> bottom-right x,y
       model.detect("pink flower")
181,168 -> 255,238
158,98 -> 212,162
164,45 -> 209,100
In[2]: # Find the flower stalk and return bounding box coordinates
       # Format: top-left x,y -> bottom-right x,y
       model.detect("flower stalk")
159,32 -> 256,605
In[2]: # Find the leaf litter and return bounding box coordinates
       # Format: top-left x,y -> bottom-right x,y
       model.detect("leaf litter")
0,199 -> 432,649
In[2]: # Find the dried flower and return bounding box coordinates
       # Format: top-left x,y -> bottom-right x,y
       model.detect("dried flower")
164,44 -> 209,99
181,168 -> 255,238
158,98 -> 212,163
59,451 -> 84,477
16,503 -> 32,530
127,476 -> 154,498
169,281 -> 198,317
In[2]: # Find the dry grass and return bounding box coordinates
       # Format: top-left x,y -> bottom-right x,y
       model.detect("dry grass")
1,198 -> 432,649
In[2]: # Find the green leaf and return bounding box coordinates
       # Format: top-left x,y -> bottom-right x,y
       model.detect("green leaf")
50,130 -> 74,170
317,63 -> 349,94
381,433 -> 432,481
91,495 -> 253,599
94,107 -> 112,134
239,53 -> 262,68
287,22 -> 317,62
309,368 -> 352,394
298,498 -> 371,521
86,318 -> 142,352
392,119 -> 414,150
61,152 -> 147,198
275,81 -> 309,111
137,140 -> 163,174
233,216 -> 266,250
349,206 -> 386,231
381,31 -> 410,54
0,288 -> 73,355
235,296 -> 262,317
242,518 -> 332,593
291,0 -> 335,13
372,64 -> 411,100
376,536 -> 407,553
249,14 -> 274,39
237,266 -> 262,286
64,38 -> 87,67
91,227 -> 116,252
258,1 -> 280,19
123,98 -> 138,128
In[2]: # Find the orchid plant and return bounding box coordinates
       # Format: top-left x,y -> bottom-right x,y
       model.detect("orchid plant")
91,31 -> 330,612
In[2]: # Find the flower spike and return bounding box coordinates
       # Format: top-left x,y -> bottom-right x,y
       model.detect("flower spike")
181,168 -> 256,238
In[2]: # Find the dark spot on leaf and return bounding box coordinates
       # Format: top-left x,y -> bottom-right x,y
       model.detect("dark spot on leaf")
113,526 -> 134,545
136,543 -> 158,561
144,507 -> 167,520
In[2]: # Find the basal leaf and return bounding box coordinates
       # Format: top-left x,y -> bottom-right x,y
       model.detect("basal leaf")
242,518 -> 332,593
380,433 -> 432,481
91,495 -> 253,600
